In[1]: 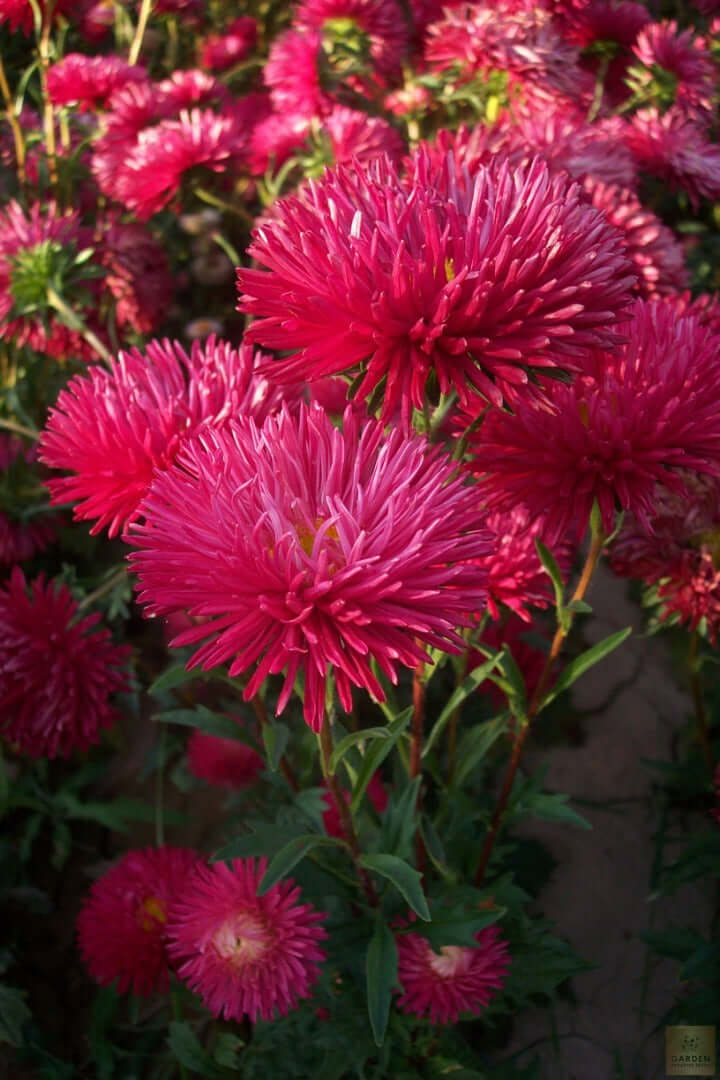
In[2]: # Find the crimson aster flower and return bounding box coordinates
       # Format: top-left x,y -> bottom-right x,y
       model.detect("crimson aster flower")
560,1 -> 651,105
130,403 -> 491,731
47,54 -> 148,111
167,857 -> 327,1022
295,0 -> 410,83
187,729 -> 264,790
0,568 -> 130,759
396,924 -> 510,1024
238,152 -> 635,424
421,108 -> 637,189
40,336 -> 282,539
624,106 -> 720,207
665,290 -> 720,336
629,20 -> 716,124
199,16 -> 258,72
471,299 -> 720,543
100,221 -> 174,335
77,847 -> 203,997
322,105 -> 405,165
265,29 -> 333,117
582,178 -> 688,299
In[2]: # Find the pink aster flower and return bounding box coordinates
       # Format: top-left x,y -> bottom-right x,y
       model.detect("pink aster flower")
630,20 -> 716,124
265,29 -> 334,117
665,290 -> 720,337
425,1 -> 591,108
323,105 -> 405,164
100,222 -> 173,335
625,106 -> 720,207
129,404 -> 491,731
47,54 -> 148,111
187,729 -> 264,790
40,336 -> 282,539
471,299 -> 720,543
582,178 -> 689,299
77,847 -> 203,997
396,924 -> 510,1024
156,70 -> 231,111
167,857 -> 327,1022
422,108 -> 637,189
0,568 -> 129,759
295,0 -> 410,83
0,0 -> 73,34
0,200 -> 98,361
248,111 -> 310,175
559,1 -> 651,105
199,16 -> 258,72
112,109 -> 242,219
238,151 -> 635,423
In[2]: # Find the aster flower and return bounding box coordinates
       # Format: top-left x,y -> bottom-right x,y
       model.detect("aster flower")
322,105 -> 405,165
665,290 -> 720,336
425,1 -> 591,108
559,1 -> 651,105
0,0 -> 73,34
100,222 -> 173,335
583,178 -> 688,299
156,70 -> 232,111
629,20 -> 716,123
295,0 -> 410,83
624,106 -> 720,207
238,151 -> 635,423
396,924 -> 510,1024
47,54 -> 148,111
422,108 -> 637,189
248,111 -> 311,176
0,568 -> 129,759
0,200 -> 98,361
130,404 -> 491,731
167,857 -> 327,1022
471,299 -> 720,543
187,729 -> 264,789
480,506 -> 574,622
265,29 -> 334,117
77,847 -> 203,997
199,16 -> 258,71
112,109 -> 242,220
40,336 -> 282,539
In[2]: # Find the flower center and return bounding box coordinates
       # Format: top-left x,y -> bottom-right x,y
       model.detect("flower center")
138,894 -> 167,932
427,945 -> 469,977
212,913 -> 269,968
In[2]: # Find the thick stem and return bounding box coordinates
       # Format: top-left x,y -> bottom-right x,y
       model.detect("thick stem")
410,662 -> 426,874
128,0 -> 153,65
689,630 -> 714,773
319,715 -> 378,905
37,8 -> 58,190
475,529 -> 605,885
0,55 -> 25,186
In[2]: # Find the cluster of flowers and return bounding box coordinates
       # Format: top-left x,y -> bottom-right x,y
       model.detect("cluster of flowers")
77,847 -> 509,1026
3,0 -> 720,1039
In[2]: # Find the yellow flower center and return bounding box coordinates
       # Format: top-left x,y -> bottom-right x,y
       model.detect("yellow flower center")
138,895 -> 167,932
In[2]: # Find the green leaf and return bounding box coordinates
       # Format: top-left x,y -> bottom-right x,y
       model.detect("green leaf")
453,715 -> 509,788
496,645 -> 527,718
149,664 -> 203,695
262,719 -> 290,771
566,599 -> 593,615
358,854 -> 430,921
420,906 -> 506,949
380,777 -> 422,860
350,709 -> 411,815
258,834 -> 343,894
366,918 -> 397,1047
535,539 -> 565,611
213,1032 -> 245,1068
329,726 -> 391,774
0,983 -> 31,1046
212,823 -> 305,863
424,655 -> 501,757
524,792 -> 591,830
418,815 -> 455,882
153,706 -> 261,750
543,627 -> 632,706
168,1021 -> 222,1076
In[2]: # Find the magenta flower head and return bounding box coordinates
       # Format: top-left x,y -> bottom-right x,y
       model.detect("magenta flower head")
47,54 -> 148,111
625,106 -> 720,208
77,847 -> 203,997
396,924 -> 510,1024
130,403 -> 491,731
238,151 -> 635,424
167,857 -> 327,1022
629,20 -> 715,124
187,729 -> 264,790
471,299 -> 720,543
0,568 -> 130,759
40,336 -> 283,539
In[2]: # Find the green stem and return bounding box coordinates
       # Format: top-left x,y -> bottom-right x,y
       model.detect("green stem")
155,725 -> 166,847
129,0 -> 153,65
170,983 -> 190,1080
0,54 -> 25,185
689,630 -> 714,773
0,417 -> 39,441
195,186 -> 254,228
77,565 -> 127,612
46,286 -> 113,367
475,527 -> 606,886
